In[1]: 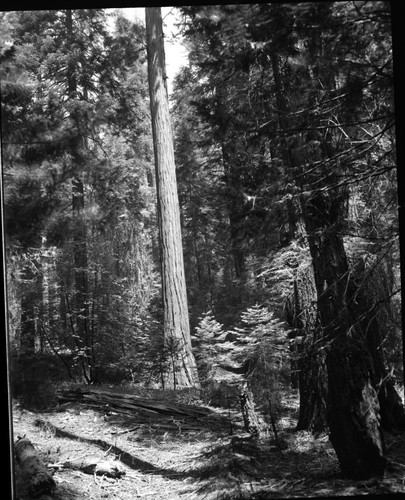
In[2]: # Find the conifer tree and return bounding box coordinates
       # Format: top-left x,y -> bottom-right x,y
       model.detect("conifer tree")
145,7 -> 199,389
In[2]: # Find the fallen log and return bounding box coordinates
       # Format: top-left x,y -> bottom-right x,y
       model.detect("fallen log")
55,388 -> 236,435
14,437 -> 56,498
57,388 -> 213,419
50,455 -> 125,478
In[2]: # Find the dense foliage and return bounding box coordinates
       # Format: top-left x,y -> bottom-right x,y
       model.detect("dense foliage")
2,9 -> 159,385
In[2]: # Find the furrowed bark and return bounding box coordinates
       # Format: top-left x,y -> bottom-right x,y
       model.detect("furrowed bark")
303,187 -> 386,478
145,7 -> 199,388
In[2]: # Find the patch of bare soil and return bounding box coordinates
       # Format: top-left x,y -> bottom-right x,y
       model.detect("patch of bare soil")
11,386 -> 405,499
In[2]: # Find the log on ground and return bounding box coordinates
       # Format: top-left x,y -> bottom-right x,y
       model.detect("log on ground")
57,388 -> 212,418
51,455 -> 125,478
15,437 -> 56,498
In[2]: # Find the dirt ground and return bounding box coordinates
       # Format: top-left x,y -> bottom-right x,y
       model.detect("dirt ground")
11,385 -> 405,500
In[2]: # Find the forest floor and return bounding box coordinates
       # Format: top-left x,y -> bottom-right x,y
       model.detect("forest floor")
12,384 -> 405,500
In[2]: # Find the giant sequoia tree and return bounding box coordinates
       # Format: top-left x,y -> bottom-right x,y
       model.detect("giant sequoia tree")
145,7 -> 199,389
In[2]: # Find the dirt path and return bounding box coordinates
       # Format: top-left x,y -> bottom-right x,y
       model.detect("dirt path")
12,387 -> 405,500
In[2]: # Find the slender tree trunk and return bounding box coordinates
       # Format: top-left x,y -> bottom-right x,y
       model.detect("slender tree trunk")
202,226 -> 215,311
270,52 -> 304,244
145,7 -> 199,389
20,261 -> 37,355
215,79 -> 246,280
66,9 -> 92,383
220,140 -> 246,280
72,177 -> 91,381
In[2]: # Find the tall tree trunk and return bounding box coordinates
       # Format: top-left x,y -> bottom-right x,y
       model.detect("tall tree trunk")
221,138 -> 246,280
270,52 -> 304,244
66,9 -> 92,383
302,187 -> 386,478
216,79 -> 246,280
72,176 -> 91,382
273,50 -> 326,426
145,7 -> 199,389
20,260 -> 37,355
285,275 -> 328,433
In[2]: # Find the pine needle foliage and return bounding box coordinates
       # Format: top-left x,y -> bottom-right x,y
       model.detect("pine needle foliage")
242,306 -> 290,426
193,311 -> 226,383
193,305 -> 290,424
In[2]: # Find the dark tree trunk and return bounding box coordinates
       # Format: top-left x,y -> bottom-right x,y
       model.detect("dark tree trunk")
270,52 -> 304,244
229,211 -> 246,278
295,334 -> 328,434
66,10 -> 92,383
72,176 -> 92,382
288,330 -> 299,390
221,139 -> 246,280
145,7 -> 199,389
327,335 -> 386,478
285,270 -> 328,433
302,187 -> 386,479
216,80 -> 246,280
360,304 -> 405,430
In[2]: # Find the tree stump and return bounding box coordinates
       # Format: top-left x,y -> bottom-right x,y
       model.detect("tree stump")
239,384 -> 261,436
15,437 -> 56,498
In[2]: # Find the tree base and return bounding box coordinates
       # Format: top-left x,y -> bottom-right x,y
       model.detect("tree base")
327,336 -> 386,479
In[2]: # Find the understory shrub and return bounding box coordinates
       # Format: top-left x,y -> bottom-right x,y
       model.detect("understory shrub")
194,305 -> 290,422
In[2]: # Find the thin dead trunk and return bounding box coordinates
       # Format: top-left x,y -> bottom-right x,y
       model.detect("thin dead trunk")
145,7 -> 199,388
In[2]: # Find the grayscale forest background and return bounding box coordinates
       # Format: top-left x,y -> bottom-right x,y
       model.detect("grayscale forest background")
2,4 -> 405,497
